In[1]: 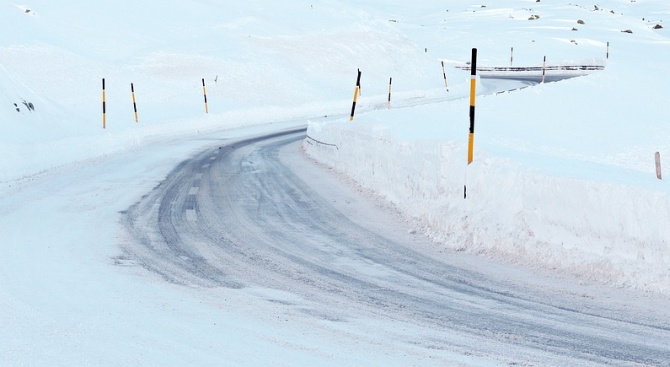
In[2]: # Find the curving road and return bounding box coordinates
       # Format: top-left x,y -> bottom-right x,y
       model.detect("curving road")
122,127 -> 670,366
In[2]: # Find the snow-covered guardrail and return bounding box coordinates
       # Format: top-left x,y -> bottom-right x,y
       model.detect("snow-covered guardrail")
456,63 -> 606,82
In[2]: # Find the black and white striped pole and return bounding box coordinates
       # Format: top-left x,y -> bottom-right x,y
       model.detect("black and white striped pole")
387,77 -> 392,109
542,56 -> 547,84
130,83 -> 138,123
510,47 -> 514,66
441,61 -> 449,90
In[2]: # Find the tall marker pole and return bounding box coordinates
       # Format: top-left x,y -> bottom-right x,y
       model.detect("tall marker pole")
606,41 -> 610,60
441,61 -> 449,90
102,78 -> 106,129
465,48 -> 477,199
510,47 -> 514,66
131,83 -> 138,123
656,152 -> 662,180
542,56 -> 547,84
387,77 -> 392,109
202,78 -> 209,114
468,48 -> 477,165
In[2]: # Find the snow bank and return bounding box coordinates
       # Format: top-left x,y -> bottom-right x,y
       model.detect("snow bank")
302,0 -> 670,295
2,0 -> 669,294
304,120 -> 670,292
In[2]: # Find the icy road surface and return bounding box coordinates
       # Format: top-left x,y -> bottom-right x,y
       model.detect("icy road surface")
122,128 -> 670,366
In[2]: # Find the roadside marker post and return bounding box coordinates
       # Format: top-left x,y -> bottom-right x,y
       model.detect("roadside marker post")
656,152 -> 663,180
102,78 -> 106,129
542,56 -> 547,83
465,48 -> 477,199
350,70 -> 361,121
350,86 -> 359,121
468,48 -> 477,165
510,47 -> 514,66
441,61 -> 449,90
131,83 -> 138,123
387,77 -> 392,109
202,78 -> 209,114
607,41 -> 610,60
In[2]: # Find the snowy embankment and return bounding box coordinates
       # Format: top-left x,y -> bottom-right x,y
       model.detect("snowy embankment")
2,0 -> 669,294
0,1 -> 439,183
304,3 -> 670,294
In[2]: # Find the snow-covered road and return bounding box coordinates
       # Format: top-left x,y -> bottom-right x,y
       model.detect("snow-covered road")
121,127 -> 670,366
3,76 -> 669,366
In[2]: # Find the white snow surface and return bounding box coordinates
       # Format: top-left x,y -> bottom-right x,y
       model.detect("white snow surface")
303,1 -> 670,294
1,0 -> 670,365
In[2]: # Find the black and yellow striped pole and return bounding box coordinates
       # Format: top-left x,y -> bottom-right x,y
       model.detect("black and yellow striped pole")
350,69 -> 361,121
102,78 -> 106,129
468,48 -> 477,165
441,61 -> 449,90
130,83 -> 138,123
387,77 -> 392,109
202,78 -> 209,114
350,85 -> 359,121
465,48 -> 477,199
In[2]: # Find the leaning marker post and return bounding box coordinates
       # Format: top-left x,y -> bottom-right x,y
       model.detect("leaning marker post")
465,48 -> 477,199
130,83 -> 138,123
202,78 -> 209,114
102,78 -> 107,129
441,61 -> 449,90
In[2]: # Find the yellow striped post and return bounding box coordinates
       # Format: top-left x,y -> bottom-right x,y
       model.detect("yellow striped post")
350,86 -> 359,121
387,77 -> 392,109
102,78 -> 106,129
464,48 -> 478,199
202,78 -> 209,113
131,83 -> 138,123
441,61 -> 449,89
468,48 -> 477,165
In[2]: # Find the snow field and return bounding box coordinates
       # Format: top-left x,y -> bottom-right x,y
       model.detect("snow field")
304,0 -> 670,294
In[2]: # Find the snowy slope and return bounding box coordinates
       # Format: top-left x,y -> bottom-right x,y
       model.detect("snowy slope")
0,0 -> 442,181
2,0 -> 670,365
304,0 -> 670,293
